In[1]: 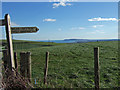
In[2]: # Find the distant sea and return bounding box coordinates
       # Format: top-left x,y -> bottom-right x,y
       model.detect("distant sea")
33,39 -> 118,43
36,40 -> 77,43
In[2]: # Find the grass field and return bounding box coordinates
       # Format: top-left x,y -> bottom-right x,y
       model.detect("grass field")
2,40 -> 119,88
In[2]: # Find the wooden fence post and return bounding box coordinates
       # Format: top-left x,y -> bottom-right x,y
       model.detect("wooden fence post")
20,51 -> 31,82
2,49 -> 11,78
44,51 -> 49,85
2,50 -> 8,70
26,52 -> 31,82
20,52 -> 26,77
14,52 -> 18,69
94,47 -> 100,90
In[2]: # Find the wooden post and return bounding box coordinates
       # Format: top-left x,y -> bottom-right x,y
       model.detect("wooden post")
2,50 -> 8,70
94,47 -> 100,90
44,51 -> 49,85
5,14 -> 15,70
14,52 -> 18,69
26,52 -> 31,82
2,49 -> 10,78
20,51 -> 31,82
20,52 -> 26,77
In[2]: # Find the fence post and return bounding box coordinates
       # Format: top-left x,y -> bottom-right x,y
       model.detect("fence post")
94,47 -> 100,90
2,49 -> 8,70
20,52 -> 26,77
20,51 -> 31,82
26,52 -> 31,82
44,51 -> 49,85
14,52 -> 18,69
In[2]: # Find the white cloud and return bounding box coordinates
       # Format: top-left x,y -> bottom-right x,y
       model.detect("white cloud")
53,1 -> 72,8
71,27 -> 86,30
88,17 -> 118,22
11,22 -> 20,26
96,30 -> 105,33
92,25 -> 104,28
90,30 -> 105,34
78,27 -> 86,30
43,19 -> 56,22
58,28 -> 62,31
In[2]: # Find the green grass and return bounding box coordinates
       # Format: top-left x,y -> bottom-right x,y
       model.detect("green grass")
2,40 -> 119,88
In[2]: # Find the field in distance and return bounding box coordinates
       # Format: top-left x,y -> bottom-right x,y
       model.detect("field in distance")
2,40 -> 119,88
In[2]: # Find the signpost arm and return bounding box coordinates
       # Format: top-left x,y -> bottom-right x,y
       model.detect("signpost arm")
5,14 -> 15,70
0,19 -> 5,26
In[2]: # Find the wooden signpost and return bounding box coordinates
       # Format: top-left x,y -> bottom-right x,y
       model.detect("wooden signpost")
0,19 -> 5,26
5,14 -> 15,70
0,14 -> 39,71
11,27 -> 39,34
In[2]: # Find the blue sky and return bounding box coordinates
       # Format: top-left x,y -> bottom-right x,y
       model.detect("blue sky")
1,0 -> 119,2
1,2 -> 118,40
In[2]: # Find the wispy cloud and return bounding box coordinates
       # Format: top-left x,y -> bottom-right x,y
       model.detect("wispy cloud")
58,28 -> 62,31
43,19 -> 56,22
71,27 -> 86,30
92,25 -> 104,28
90,30 -> 105,34
88,17 -> 118,22
53,1 -> 72,8
11,22 -> 20,26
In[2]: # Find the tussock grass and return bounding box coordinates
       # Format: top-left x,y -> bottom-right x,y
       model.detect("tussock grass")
2,68 -> 33,89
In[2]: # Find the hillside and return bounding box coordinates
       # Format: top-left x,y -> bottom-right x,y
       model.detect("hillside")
2,40 -> 119,88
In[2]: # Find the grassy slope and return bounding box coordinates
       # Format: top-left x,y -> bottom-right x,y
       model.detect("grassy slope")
3,40 -> 118,88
